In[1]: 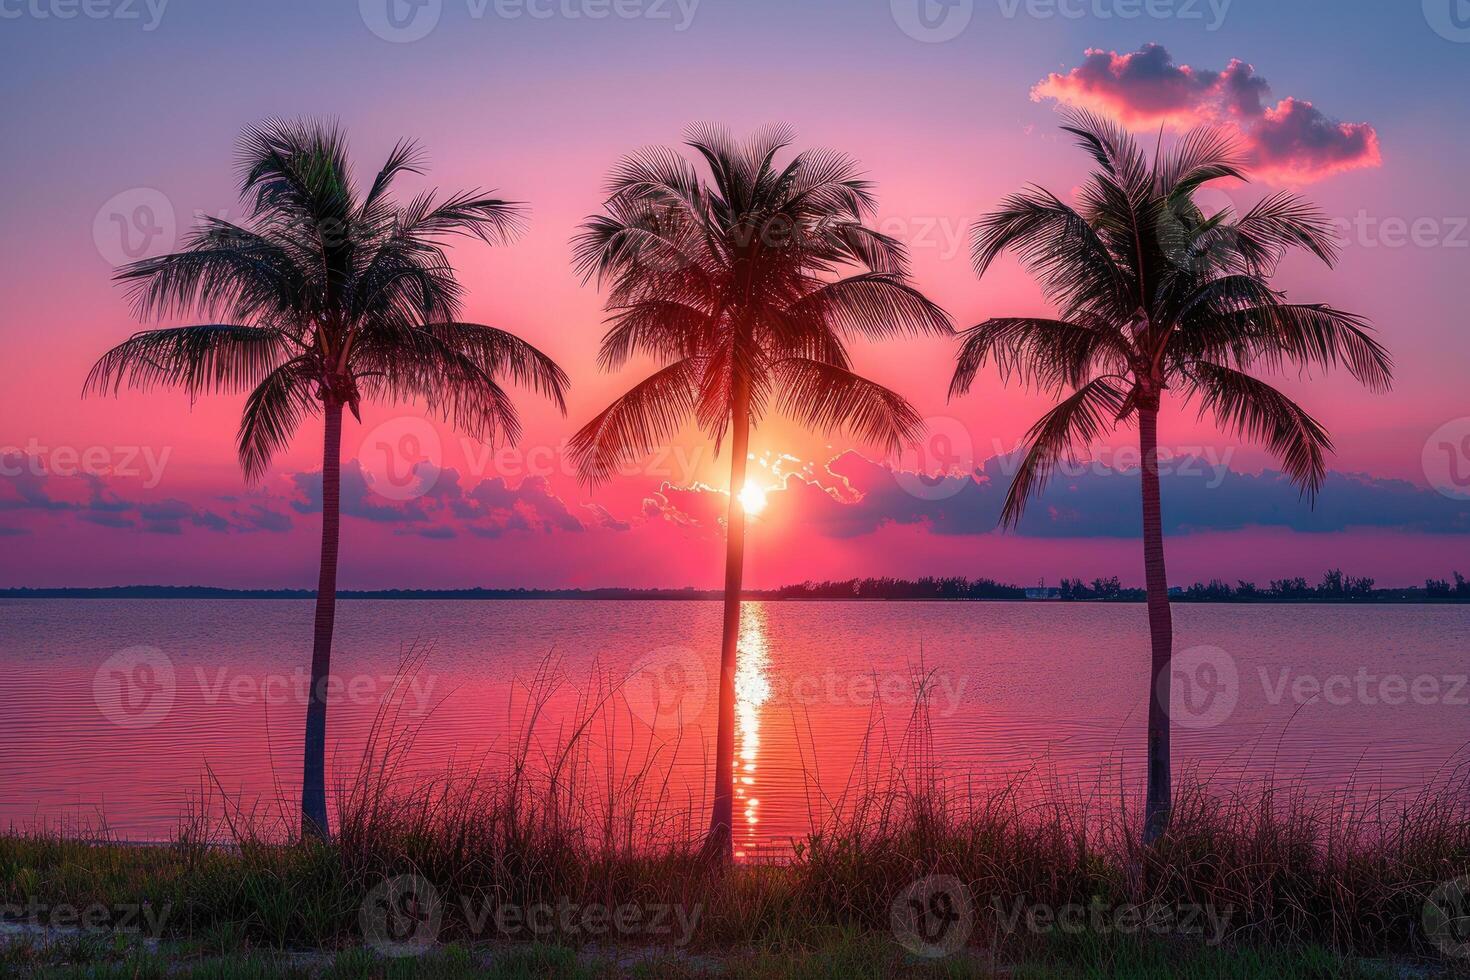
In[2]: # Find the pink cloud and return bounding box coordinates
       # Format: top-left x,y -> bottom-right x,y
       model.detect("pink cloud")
1031,45 -> 1380,184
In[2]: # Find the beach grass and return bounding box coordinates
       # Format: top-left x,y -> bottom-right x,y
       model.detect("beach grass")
3,666 -> 1469,978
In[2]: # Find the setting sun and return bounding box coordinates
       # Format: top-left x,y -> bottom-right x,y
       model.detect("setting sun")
738,483 -> 768,515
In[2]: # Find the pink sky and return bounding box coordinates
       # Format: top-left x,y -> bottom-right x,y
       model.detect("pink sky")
2,7 -> 1468,589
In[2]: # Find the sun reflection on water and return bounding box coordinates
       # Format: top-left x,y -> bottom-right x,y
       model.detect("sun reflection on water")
733,602 -> 771,860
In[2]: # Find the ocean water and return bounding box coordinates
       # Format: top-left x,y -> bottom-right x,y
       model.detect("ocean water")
2,599 -> 1467,853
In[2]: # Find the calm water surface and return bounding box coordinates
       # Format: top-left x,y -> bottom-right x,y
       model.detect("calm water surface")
2,599 -> 1467,854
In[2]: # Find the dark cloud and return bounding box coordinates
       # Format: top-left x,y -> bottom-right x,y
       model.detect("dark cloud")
292,464 -> 611,540
651,452 -> 1470,539
1,458 -> 294,535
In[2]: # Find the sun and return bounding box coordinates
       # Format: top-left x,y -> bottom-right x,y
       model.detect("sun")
738,482 -> 768,515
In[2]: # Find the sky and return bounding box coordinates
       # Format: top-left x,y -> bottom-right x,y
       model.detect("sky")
1,0 -> 1468,589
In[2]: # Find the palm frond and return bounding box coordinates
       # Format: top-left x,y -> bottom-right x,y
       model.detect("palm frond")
1229,303 -> 1391,391
237,357 -> 319,482
115,218 -> 304,323
1156,125 -> 1245,199
1000,377 -> 1129,527
786,273 -> 952,341
971,187 -> 1130,319
950,317 -> 1127,398
568,358 -> 700,485
1183,360 -> 1332,497
773,357 -> 923,453
85,325 -> 293,398
419,322 -> 569,413
1231,191 -> 1340,271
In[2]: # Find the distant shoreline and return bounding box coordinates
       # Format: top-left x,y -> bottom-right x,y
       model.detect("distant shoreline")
2,585 -> 1468,604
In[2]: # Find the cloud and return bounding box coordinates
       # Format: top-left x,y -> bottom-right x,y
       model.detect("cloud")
1,456 -> 294,535
291,464 -> 615,540
1032,45 -> 1381,184
650,451 -> 1470,539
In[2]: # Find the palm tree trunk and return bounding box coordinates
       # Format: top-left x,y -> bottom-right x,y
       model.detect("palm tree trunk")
1139,403 -> 1173,845
703,391 -> 751,864
301,399 -> 343,841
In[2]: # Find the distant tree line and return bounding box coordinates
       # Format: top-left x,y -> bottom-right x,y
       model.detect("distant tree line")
774,576 -> 1027,600
774,570 -> 1470,602
8,571 -> 1468,603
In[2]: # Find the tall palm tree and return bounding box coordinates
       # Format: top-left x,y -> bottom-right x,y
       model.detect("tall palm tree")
86,119 -> 568,839
569,125 -> 952,861
949,112 -> 1391,843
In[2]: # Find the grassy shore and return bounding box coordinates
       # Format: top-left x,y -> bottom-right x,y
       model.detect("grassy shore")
4,675 -> 1469,978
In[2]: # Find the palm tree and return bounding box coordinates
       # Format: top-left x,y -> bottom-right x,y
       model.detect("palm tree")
86,119 -> 568,839
949,111 -> 1391,843
568,125 -> 952,861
